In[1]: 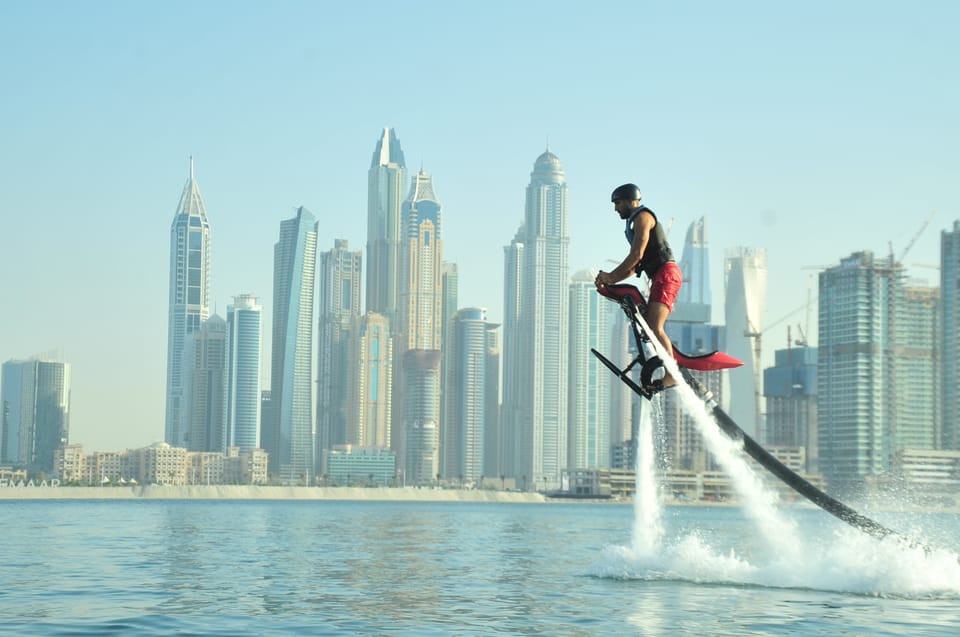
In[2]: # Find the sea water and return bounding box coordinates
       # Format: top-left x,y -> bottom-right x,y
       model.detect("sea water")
2,499 -> 960,636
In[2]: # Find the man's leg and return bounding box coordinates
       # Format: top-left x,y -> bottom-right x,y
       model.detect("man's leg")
646,300 -> 676,387
645,262 -> 682,389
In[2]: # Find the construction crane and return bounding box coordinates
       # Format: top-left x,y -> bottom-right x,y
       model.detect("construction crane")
795,323 -> 809,347
898,211 -> 936,263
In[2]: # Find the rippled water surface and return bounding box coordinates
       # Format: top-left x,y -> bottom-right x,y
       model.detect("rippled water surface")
2,499 -> 960,635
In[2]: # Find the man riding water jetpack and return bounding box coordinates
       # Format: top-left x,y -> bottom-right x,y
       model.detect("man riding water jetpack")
594,183 -> 683,388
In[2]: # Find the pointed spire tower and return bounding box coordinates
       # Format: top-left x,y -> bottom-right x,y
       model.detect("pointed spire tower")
165,158 -> 212,447
366,127 -> 407,324
400,168 -> 442,348
673,217 -> 712,323
396,168 -> 444,483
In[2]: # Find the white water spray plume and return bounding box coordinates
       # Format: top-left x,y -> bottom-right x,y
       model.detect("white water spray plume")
594,308 -> 960,597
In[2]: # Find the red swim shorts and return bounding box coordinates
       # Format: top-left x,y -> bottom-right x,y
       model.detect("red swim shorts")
648,262 -> 683,311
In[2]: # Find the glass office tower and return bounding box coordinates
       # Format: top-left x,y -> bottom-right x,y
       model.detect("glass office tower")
226,294 -> 263,451
165,159 -> 211,448
501,149 -> 569,490
268,207 -> 318,482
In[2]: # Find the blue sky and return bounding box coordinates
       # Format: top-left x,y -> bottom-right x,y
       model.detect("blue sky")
2,1 -> 957,452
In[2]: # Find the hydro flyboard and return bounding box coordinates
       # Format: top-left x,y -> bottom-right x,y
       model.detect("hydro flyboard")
592,283 -> 901,542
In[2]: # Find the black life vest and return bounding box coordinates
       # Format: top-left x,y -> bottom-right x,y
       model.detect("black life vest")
624,206 -> 674,278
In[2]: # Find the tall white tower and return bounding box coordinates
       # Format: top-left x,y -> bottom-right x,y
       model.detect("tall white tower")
366,127 -> 406,325
316,240 -> 362,466
183,315 -> 227,452
165,158 -> 211,447
443,307 -> 500,484
268,206 -> 318,483
501,149 -> 569,490
568,270 -> 611,469
500,234 -> 524,479
226,294 -> 263,451
724,247 -> 767,440
397,169 -> 444,482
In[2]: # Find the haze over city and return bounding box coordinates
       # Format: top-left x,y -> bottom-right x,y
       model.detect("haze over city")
2,1 -> 957,453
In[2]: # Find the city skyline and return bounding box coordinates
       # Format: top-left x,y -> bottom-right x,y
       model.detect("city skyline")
3,2 -> 958,452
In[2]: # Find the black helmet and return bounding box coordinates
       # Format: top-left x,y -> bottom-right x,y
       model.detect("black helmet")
611,183 -> 641,202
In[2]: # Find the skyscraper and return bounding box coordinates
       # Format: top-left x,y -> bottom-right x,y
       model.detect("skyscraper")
500,234 -> 524,479
267,206 -> 318,482
673,218 -> 711,323
724,246 -> 767,440
183,315 -> 227,452
607,307 -> 635,469
442,307 -> 500,484
165,159 -> 212,448
481,326 -> 501,482
441,263 -> 459,345
501,149 -> 569,489
818,251 -> 897,494
894,282 -> 940,450
1,359 -> 71,473
568,270 -> 611,470
399,170 -> 444,350
226,294 -> 263,451
764,346 -> 818,474
317,240 -> 362,467
440,262 -> 460,476
345,313 -> 392,449
402,350 -> 441,485
366,127 -> 407,324
664,218 -> 727,471
397,169 -> 444,482
942,222 -> 960,449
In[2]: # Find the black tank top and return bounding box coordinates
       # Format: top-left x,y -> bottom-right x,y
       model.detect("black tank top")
624,206 -> 674,278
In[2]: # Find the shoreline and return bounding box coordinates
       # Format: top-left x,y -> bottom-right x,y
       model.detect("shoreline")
0,485 -> 553,502
1,485 -> 958,513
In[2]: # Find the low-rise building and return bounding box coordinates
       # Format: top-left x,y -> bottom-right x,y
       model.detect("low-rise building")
324,445 -> 396,486
53,443 -> 270,486
224,446 -> 269,485
53,444 -> 85,483
0,467 -> 28,484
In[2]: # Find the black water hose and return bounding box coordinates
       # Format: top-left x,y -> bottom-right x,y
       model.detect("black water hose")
709,403 -> 895,540
679,370 -> 902,542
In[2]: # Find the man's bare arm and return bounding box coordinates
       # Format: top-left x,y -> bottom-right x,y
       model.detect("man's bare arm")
600,211 -> 654,284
